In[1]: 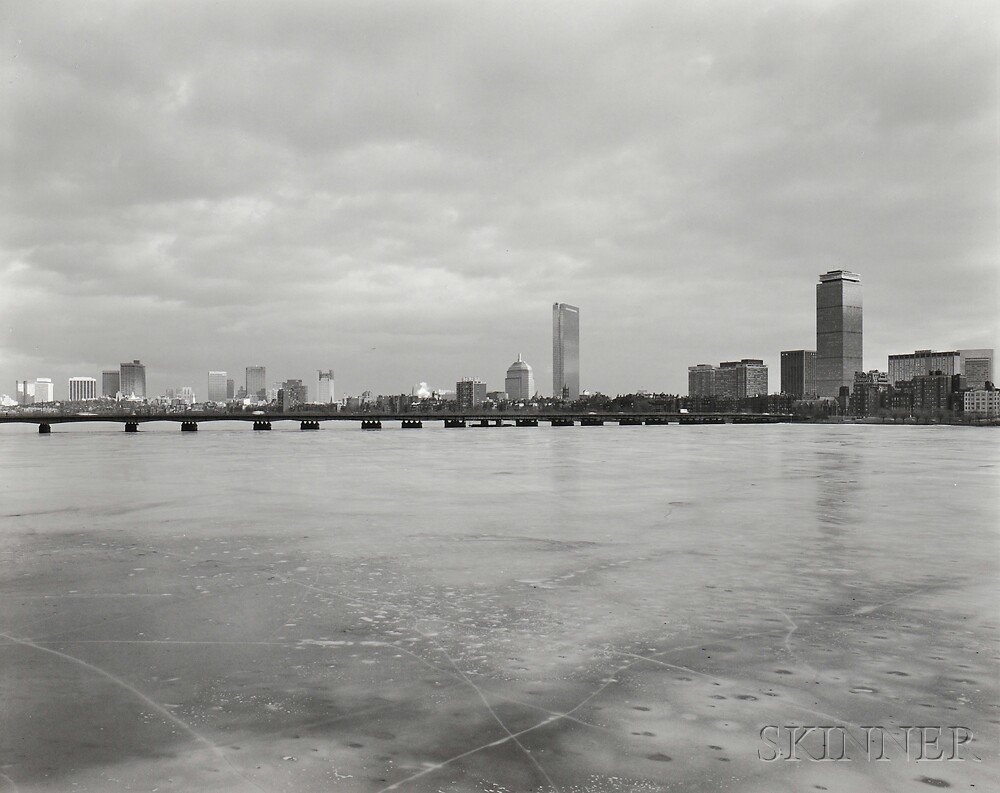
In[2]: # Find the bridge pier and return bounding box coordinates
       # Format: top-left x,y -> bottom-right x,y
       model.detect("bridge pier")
300,420 -> 320,430
444,419 -> 466,428
551,418 -> 574,427
361,419 -> 382,431
253,420 -> 272,431
401,419 -> 423,429
124,422 -> 139,433
38,423 -> 51,434
180,421 -> 198,432
618,417 -> 642,426
515,418 -> 538,427
581,417 -> 604,426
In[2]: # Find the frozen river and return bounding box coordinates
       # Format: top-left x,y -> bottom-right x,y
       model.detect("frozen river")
0,422 -> 997,792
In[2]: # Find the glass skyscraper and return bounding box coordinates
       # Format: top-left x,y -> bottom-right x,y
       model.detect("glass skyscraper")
815,271 -> 862,398
119,360 -> 147,399
552,303 -> 580,400
207,371 -> 228,402
246,366 -> 266,400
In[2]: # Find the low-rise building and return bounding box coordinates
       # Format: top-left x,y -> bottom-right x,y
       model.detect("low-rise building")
964,389 -> 1000,417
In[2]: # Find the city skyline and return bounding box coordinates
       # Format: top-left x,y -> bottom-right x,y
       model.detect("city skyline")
1,3 -> 995,401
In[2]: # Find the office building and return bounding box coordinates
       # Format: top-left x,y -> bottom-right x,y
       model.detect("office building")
68,377 -> 97,401
180,386 -> 196,406
887,350 -> 960,386
246,366 -> 267,400
207,371 -> 228,402
33,378 -> 54,403
317,370 -> 335,403
780,350 -> 817,397
504,355 -> 534,401
714,359 -> 769,399
456,378 -> 487,409
552,302 -> 580,400
119,360 -> 147,399
279,380 -> 307,412
964,389 -> 1000,418
687,364 -> 716,397
816,270 -> 863,397
959,349 -> 994,389
102,369 -> 121,398
226,378 -> 235,400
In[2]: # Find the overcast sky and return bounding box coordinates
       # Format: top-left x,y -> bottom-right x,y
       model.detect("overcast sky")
2,1 -> 997,399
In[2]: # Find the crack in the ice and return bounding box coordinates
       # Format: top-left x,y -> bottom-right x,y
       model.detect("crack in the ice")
0,632 -> 269,793
414,623 -> 557,792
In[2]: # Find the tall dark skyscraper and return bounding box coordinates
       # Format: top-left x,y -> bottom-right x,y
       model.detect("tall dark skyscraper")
815,271 -> 862,398
552,302 -> 580,400
119,360 -> 147,399
101,369 -> 120,398
780,350 -> 817,397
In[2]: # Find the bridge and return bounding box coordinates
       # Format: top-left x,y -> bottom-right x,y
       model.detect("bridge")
0,412 -> 795,433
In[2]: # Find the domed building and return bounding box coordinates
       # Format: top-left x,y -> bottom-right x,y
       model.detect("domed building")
504,354 -> 535,402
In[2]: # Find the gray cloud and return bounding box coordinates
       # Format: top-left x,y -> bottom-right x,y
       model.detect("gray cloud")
2,0 -> 996,398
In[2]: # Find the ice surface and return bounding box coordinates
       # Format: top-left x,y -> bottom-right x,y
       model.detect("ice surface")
0,422 -> 996,791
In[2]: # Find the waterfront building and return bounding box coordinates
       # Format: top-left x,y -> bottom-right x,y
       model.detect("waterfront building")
959,349 -> 994,389
226,378 -> 235,400
119,360 -> 147,399
101,369 -> 121,398
892,373 -> 964,414
246,366 -> 267,400
487,390 -> 508,402
714,359 -> 768,399
687,364 -> 716,397
552,302 -> 580,400
456,378 -> 487,409
280,380 -> 307,412
207,371 -> 228,402
780,350 -> 817,397
317,370 -> 335,403
816,270 -> 863,397
33,378 -> 54,403
849,370 -> 889,417
964,389 -> 1000,417
68,377 -> 97,401
504,355 -> 534,401
887,350 -> 960,386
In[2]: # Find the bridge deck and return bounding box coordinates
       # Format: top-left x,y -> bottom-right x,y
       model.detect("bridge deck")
0,412 -> 793,425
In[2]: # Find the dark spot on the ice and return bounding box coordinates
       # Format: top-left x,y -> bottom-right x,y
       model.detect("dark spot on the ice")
849,686 -> 878,694
708,745 -> 723,750
633,705 -> 651,711
347,742 -> 364,748
917,777 -> 950,788
886,671 -> 909,676
717,757 -> 730,761
735,694 -> 758,701
676,676 -> 692,681
647,753 -> 672,762
814,786 -> 828,791
774,669 -> 793,675
709,694 -> 726,700
763,692 -> 779,697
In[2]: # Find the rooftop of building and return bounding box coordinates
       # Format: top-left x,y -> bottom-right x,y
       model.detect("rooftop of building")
818,270 -> 861,282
